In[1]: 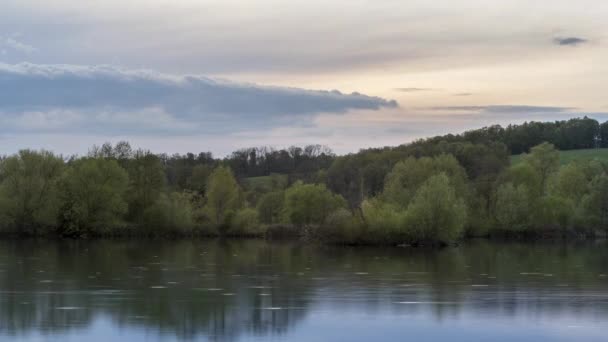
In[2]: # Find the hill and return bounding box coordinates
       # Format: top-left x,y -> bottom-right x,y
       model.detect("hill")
511,148 -> 608,165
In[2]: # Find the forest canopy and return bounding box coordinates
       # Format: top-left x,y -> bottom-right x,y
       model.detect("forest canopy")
1,116 -> 608,245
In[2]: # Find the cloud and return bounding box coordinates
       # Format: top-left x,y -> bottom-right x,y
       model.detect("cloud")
428,105 -> 576,113
394,88 -> 437,93
553,37 -> 588,46
0,36 -> 37,54
453,93 -> 473,97
0,62 -> 397,135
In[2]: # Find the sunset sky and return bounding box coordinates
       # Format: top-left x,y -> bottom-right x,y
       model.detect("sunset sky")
1,0 -> 607,155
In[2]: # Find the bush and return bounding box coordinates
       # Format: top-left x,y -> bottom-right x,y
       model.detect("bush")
201,166 -> 242,234
494,182 -> 531,231
229,208 -> 263,236
256,191 -> 285,224
0,150 -> 64,233
283,182 -> 347,226
143,192 -> 195,234
403,173 -> 467,244
317,208 -> 363,243
361,199 -> 406,244
59,158 -> 129,235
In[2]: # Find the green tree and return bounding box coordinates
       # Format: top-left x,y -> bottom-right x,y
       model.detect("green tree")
143,192 -> 194,234
582,173 -> 608,230
382,155 -> 467,209
283,182 -> 347,226
361,199 -> 405,244
551,162 -> 588,203
202,166 -> 242,232
256,191 -> 285,224
187,164 -> 212,195
523,142 -> 560,192
533,195 -> 572,230
126,150 -> 166,224
0,150 -> 64,233
404,173 -> 467,244
58,158 -> 129,235
494,182 -> 531,231
502,162 -> 543,198
229,208 -> 262,236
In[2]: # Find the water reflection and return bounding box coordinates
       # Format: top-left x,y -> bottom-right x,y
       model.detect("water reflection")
0,239 -> 607,341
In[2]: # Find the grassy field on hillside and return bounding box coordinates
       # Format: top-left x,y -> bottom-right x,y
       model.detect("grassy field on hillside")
511,148 -> 608,165
242,174 -> 288,192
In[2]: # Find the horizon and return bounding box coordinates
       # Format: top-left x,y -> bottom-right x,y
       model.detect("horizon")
1,0 -> 607,155
0,115 -> 603,159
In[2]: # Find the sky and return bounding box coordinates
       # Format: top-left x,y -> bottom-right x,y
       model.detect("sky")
1,0 -> 607,156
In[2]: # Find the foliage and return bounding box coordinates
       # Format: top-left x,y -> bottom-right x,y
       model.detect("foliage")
256,191 -> 285,224
403,173 -> 467,244
143,192 -> 195,234
360,199 -> 406,244
187,164 -> 213,195
201,166 -> 242,233
2,117 -> 608,243
494,182 -> 531,231
382,154 -> 467,208
0,150 -> 64,233
317,208 -> 363,244
512,148 -> 608,166
126,151 -> 166,224
283,182 -> 347,226
229,208 -> 263,236
58,158 -> 129,235
522,142 -> 560,191
581,173 -> 608,230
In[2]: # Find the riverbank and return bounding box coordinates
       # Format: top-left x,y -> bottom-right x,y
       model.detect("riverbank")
0,223 -> 604,246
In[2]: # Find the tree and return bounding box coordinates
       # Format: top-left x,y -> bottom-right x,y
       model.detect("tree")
523,142 -> 560,192
404,173 -> 467,244
58,158 -> 129,235
533,195 -> 572,230
143,192 -> 194,234
229,208 -> 262,236
494,182 -> 531,231
187,164 -> 213,195
361,198 -> 405,244
600,121 -> 608,148
327,156 -> 364,208
502,162 -> 543,198
582,173 -> 608,230
202,166 -> 242,232
126,150 -> 166,224
256,191 -> 285,224
283,182 -> 347,226
0,150 -> 64,233
551,162 -> 588,203
382,154 -> 467,209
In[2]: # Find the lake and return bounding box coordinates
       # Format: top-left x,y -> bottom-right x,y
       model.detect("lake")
0,239 -> 607,341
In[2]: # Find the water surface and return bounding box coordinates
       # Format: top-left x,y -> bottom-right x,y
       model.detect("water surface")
0,239 -> 607,341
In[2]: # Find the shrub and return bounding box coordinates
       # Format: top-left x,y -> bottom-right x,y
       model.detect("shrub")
283,182 -> 347,226
229,208 -> 263,236
403,173 -> 467,244
143,192 -> 195,234
256,191 -> 285,224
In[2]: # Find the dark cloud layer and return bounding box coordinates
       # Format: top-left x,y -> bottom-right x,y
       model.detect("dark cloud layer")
0,63 -> 397,134
429,105 -> 576,113
553,37 -> 588,46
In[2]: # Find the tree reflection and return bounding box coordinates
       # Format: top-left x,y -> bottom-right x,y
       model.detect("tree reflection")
0,239 -> 607,340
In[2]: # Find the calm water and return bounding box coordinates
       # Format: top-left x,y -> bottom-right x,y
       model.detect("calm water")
0,239 -> 607,341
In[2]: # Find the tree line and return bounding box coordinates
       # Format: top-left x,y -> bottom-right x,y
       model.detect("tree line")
1,116 -> 608,244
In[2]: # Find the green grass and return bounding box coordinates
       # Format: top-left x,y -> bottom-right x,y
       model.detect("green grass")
511,148 -> 608,165
242,174 -> 288,192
